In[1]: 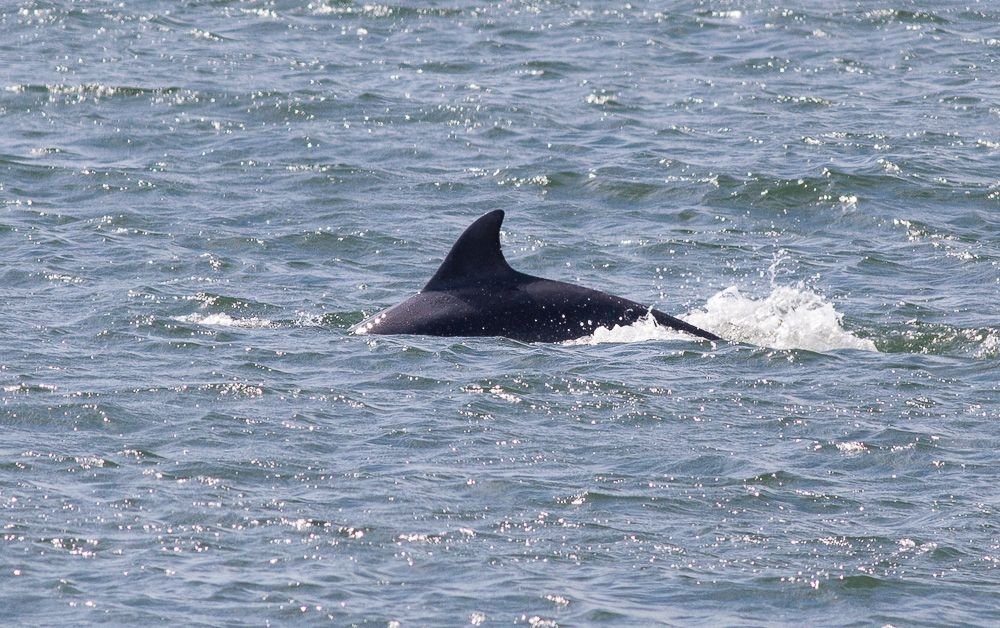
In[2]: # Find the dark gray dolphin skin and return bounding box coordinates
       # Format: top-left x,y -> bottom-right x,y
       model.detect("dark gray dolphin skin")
356,210 -> 720,343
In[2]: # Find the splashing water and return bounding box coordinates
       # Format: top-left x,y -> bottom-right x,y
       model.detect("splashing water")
577,247 -> 875,352
571,283 -> 875,352
685,285 -> 877,352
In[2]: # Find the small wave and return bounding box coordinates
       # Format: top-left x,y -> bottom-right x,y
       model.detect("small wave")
881,322 -> 999,358
174,313 -> 274,329
685,285 -> 877,352
174,310 -> 333,330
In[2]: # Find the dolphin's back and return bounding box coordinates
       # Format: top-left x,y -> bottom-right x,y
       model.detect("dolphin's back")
357,211 -> 720,342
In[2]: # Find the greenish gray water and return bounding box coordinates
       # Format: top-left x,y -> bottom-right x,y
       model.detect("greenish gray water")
2,1 -> 998,625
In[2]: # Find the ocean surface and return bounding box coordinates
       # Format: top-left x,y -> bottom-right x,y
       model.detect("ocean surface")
2,1 -> 998,625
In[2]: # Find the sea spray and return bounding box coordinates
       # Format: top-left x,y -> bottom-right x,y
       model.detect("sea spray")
572,283 -> 876,352
685,284 -> 877,352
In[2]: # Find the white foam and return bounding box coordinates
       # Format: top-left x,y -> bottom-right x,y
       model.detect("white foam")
174,313 -> 274,329
975,330 -> 999,359
567,314 -> 691,346
685,285 -> 877,352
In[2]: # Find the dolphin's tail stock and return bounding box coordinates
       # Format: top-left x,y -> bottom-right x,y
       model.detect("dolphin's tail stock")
650,309 -> 719,342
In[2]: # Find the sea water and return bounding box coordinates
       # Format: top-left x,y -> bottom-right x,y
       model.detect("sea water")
2,1 -> 998,625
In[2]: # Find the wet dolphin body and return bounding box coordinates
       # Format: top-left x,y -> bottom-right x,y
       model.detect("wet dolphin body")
356,210 -> 720,343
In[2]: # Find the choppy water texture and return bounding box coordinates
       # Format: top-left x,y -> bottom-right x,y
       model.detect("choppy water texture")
2,1 -> 999,625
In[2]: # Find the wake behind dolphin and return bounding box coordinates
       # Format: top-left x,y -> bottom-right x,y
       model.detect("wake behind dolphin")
356,210 -> 720,343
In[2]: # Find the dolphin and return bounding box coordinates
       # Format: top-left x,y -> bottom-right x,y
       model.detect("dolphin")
355,210 -> 720,343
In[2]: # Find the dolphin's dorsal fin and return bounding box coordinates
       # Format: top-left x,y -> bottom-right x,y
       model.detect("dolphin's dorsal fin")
423,210 -> 517,291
